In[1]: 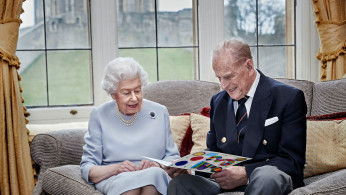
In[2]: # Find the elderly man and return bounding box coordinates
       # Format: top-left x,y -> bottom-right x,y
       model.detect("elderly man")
167,38 -> 307,195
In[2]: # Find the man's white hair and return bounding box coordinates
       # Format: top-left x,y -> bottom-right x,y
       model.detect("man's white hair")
212,37 -> 253,66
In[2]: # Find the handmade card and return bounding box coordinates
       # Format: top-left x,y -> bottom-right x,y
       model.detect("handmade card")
143,151 -> 251,173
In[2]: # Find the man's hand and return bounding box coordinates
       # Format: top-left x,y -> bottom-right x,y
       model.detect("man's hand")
211,166 -> 248,190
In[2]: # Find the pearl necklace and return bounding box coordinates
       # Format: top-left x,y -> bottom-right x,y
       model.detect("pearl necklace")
116,106 -> 138,126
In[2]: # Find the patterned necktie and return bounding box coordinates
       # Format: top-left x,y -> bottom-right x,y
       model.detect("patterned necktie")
236,96 -> 249,145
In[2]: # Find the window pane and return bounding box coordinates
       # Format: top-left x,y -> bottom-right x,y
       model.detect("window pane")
158,48 -> 196,80
258,0 -> 287,45
224,0 -> 295,79
45,0 -> 91,49
157,0 -> 194,47
18,0 -> 45,49
118,49 -> 158,82
117,0 -> 156,47
47,50 -> 92,105
18,51 -> 48,107
258,47 -> 286,78
117,0 -> 199,81
224,0 -> 257,44
17,0 -> 93,108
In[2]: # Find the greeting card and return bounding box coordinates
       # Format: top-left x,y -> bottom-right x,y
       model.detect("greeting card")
143,151 -> 251,173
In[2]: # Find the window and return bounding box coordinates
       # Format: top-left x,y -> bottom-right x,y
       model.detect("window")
18,0 -> 92,108
19,0 -> 314,123
117,0 -> 199,82
224,0 -> 296,78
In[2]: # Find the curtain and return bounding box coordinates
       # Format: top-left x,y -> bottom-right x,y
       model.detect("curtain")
312,0 -> 346,81
0,0 -> 35,194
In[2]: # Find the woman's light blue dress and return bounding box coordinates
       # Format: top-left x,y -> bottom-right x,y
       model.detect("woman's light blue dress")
80,99 -> 180,195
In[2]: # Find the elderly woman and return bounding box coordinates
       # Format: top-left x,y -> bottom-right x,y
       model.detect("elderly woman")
80,57 -> 181,195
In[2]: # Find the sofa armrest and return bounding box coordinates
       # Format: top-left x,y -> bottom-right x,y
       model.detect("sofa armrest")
30,128 -> 87,178
290,169 -> 346,194
41,165 -> 102,195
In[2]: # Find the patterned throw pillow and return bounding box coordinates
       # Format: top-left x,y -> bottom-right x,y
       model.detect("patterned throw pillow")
190,113 -> 210,154
169,114 -> 193,156
304,112 -> 346,177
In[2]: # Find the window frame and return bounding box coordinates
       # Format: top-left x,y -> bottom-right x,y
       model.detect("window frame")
18,0 -> 94,109
26,0 -> 319,124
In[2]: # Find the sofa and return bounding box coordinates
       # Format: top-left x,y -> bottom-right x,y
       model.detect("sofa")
29,78 -> 346,195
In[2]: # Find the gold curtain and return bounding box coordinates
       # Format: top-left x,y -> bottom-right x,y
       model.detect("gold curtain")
0,0 -> 35,194
312,0 -> 346,81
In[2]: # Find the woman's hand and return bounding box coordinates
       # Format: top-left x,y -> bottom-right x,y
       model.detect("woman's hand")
88,161 -> 136,184
137,160 -> 158,170
117,160 -> 138,173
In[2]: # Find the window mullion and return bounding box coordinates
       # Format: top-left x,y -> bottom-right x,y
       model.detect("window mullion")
154,0 -> 159,81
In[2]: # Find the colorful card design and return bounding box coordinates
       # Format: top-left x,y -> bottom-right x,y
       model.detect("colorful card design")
170,151 -> 251,173
143,151 -> 251,173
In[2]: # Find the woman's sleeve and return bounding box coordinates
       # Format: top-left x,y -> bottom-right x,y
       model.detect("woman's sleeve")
162,107 -> 181,162
80,108 -> 103,184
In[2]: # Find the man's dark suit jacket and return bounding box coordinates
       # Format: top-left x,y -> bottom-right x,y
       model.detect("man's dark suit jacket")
207,71 -> 307,189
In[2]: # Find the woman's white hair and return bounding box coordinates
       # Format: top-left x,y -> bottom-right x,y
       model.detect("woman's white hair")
101,57 -> 149,95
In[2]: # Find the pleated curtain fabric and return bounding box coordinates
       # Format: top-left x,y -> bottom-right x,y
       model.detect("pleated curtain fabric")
312,0 -> 346,81
0,0 -> 35,194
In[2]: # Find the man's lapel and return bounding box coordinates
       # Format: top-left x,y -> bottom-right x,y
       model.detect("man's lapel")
226,96 -> 238,145
218,93 -> 238,151
242,73 -> 272,158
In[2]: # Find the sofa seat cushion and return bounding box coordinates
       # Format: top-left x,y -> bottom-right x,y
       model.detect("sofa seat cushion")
42,165 -> 102,195
304,169 -> 346,186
